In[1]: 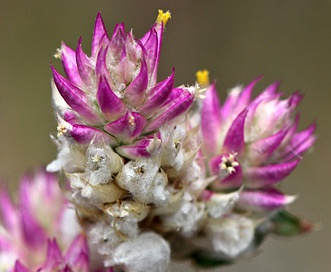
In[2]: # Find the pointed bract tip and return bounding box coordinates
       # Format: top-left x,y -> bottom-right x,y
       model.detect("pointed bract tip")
285,194 -> 298,205
222,108 -> 248,154
95,12 -> 106,29
255,75 -> 264,81
77,36 -> 83,46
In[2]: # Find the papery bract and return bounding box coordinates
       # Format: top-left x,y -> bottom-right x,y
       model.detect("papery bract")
200,77 -> 316,212
51,12 -> 196,149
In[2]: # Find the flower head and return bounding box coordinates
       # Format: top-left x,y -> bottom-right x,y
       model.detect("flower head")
44,9 -> 316,271
200,73 -> 316,212
48,11 -> 201,271
51,11 -> 195,151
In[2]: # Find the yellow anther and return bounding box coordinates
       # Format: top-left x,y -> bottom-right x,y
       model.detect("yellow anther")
194,82 -> 207,99
91,155 -> 101,163
53,48 -> 62,59
57,123 -> 67,137
128,115 -> 135,126
156,9 -> 171,26
220,152 -> 239,174
196,69 -> 210,87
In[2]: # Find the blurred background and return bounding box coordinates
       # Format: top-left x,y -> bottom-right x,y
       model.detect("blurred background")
0,1 -> 330,271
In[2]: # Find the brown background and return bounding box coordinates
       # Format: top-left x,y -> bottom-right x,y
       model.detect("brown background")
0,1 -> 330,271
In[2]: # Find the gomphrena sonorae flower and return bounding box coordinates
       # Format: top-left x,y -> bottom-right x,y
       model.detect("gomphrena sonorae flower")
170,70 -> 315,263
48,10 -> 203,272
51,10 -> 197,157
0,169 -> 91,272
46,9 -> 316,271
199,72 -> 316,212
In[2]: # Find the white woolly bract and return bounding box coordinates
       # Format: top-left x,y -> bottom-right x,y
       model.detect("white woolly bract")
88,219 -> 139,257
69,173 -> 126,207
205,214 -> 254,258
103,200 -> 150,222
160,124 -> 186,171
115,157 -> 169,205
108,232 -> 170,272
206,190 -> 241,218
86,143 -> 123,185
160,194 -> 206,237
47,136 -> 85,173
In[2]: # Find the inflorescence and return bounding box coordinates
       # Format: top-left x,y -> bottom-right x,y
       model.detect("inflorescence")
0,10 -> 316,272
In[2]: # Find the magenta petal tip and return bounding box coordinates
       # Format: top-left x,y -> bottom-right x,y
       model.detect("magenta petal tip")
51,66 -> 99,123
246,160 -> 300,188
145,87 -> 194,132
97,75 -> 126,121
222,108 -> 248,154
139,68 -> 175,116
116,135 -> 161,160
92,13 -> 109,59
104,111 -> 147,139
238,188 -> 297,212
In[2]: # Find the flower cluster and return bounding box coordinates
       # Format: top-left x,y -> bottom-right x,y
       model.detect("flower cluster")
201,75 -> 316,211
0,170 -> 89,271
48,10 -> 201,271
187,71 -> 316,260
1,9 -> 316,272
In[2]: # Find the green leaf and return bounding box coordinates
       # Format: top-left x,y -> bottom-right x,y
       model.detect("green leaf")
190,250 -> 234,268
271,210 -> 313,237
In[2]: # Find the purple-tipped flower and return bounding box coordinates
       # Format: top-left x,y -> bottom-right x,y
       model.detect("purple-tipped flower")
51,11 -> 196,154
39,235 -> 90,272
200,76 -> 316,212
0,169 -> 91,271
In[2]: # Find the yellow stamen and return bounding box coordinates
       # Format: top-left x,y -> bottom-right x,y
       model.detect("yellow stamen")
57,123 -> 67,137
128,115 -> 135,126
156,9 -> 171,26
196,69 -> 210,86
91,155 -> 101,163
194,82 -> 207,99
53,48 -> 62,59
220,152 -> 239,174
